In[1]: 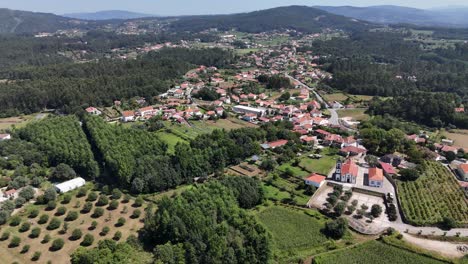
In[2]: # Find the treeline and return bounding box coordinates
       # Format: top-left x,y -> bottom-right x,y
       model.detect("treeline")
257,74 -> 293,90
368,92 -> 468,128
17,116 -> 99,177
142,181 -> 271,263
169,6 -> 370,33
0,47 -> 235,116
308,31 -> 468,99
83,116 -> 267,193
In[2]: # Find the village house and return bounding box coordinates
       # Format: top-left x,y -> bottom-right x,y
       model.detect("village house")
261,139 -> 288,150
379,161 -> 397,177
138,106 -> 156,117
3,188 -> 16,198
368,167 -> 384,188
457,163 -> 468,181
121,111 -> 135,122
339,146 -> 367,157
0,134 -> 11,141
334,159 -> 358,184
304,173 -> 326,188
232,105 -> 266,117
85,107 -> 102,115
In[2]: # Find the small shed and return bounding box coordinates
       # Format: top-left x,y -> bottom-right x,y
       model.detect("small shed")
55,177 -> 86,193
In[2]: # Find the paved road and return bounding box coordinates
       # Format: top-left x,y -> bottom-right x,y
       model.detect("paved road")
285,74 -> 341,126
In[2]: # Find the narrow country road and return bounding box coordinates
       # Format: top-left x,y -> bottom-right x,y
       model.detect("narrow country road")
285,73 -> 340,126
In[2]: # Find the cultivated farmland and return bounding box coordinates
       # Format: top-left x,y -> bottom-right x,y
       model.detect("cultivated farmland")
313,240 -> 446,264
397,161 -> 468,226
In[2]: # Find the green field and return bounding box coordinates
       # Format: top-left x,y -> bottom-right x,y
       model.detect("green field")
278,163 -> 309,177
299,148 -> 339,175
313,240 -> 446,264
336,109 -> 370,121
156,131 -> 188,153
256,206 -> 328,253
398,161 -> 468,226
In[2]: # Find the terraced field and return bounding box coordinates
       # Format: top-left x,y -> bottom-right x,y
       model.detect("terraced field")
397,161 -> 468,226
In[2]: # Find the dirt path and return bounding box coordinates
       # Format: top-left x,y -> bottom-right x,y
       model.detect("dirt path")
402,233 -> 466,258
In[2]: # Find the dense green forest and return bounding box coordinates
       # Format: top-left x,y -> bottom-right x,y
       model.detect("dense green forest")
17,116 -> 99,177
368,92 -> 468,128
169,6 -> 371,33
0,47 -> 235,116
142,182 -> 271,263
308,32 -> 468,99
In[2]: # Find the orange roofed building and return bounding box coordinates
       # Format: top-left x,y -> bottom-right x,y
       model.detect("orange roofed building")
334,159 -> 358,184
368,167 -> 384,188
304,173 -> 326,188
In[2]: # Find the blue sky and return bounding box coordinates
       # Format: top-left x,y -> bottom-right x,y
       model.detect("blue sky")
0,0 -> 467,15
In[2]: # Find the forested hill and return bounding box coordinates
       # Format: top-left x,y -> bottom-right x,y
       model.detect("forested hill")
168,6 -> 374,33
0,8 -> 91,34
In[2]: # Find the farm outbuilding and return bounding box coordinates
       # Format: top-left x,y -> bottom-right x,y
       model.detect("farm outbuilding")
55,177 -> 86,193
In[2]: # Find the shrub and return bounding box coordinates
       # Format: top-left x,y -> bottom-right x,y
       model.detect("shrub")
122,194 -> 131,203
131,209 -> 142,219
9,236 -> 21,248
38,214 -> 49,224
111,189 -> 122,200
441,217 -> 456,230
77,187 -> 87,198
19,186 -> 35,201
334,202 -> 346,216
96,195 -> 109,206
71,228 -> 82,240
47,200 -> 57,210
65,211 -> 79,221
21,244 -> 30,254
102,185 -> 110,195
116,217 -> 126,227
82,201 -> 93,213
113,231 -> 122,241
100,226 -> 110,236
87,192 -> 98,202
108,200 -> 119,210
92,207 -> 104,218
60,222 -> 69,234
30,227 -> 41,238
51,238 -> 64,251
19,222 -> 31,232
1,231 -> 10,241
15,197 -> 26,208
371,204 -> 383,218
351,199 -> 358,207
42,234 -> 51,244
29,208 -> 39,218
62,193 -> 72,204
9,215 -> 21,226
81,234 -> 94,247
47,217 -> 61,230
90,220 -> 98,230
56,206 -> 67,216
133,196 -> 143,207
324,217 -> 348,239
44,187 -> 57,202
32,251 -> 41,261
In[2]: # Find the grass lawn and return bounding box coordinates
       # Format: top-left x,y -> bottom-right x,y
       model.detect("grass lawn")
336,109 -> 370,121
278,163 -> 309,177
299,148 -> 338,175
236,48 -> 262,55
323,93 -> 348,102
256,206 -> 329,253
0,187 -> 148,264
0,113 -> 44,131
262,184 -> 291,202
156,131 -> 188,153
313,240 -> 446,264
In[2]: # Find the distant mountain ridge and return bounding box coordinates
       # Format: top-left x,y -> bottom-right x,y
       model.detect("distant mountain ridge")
169,6 -> 373,33
63,10 -> 155,20
0,8 -> 81,34
315,5 -> 468,27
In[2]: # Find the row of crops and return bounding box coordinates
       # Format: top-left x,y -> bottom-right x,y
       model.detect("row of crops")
397,161 -> 468,226
313,240 -> 445,264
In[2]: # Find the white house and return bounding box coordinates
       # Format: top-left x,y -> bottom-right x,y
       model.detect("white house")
304,173 -> 326,188
55,177 -> 86,193
121,111 -> 135,122
85,107 -> 102,115
0,134 -> 11,141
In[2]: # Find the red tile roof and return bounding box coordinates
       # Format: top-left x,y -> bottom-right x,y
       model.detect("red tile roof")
268,140 -> 288,148
459,164 -> 468,174
368,167 -> 384,181
4,189 -> 16,195
341,146 -> 367,154
342,159 -> 358,177
379,162 -> 396,175
305,173 -> 326,184
122,111 -> 135,117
